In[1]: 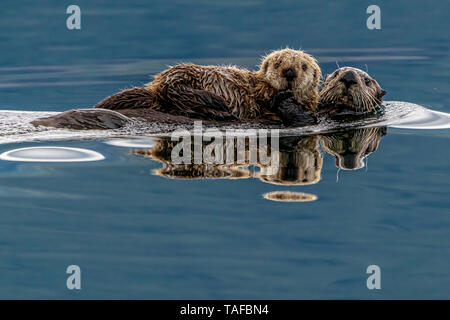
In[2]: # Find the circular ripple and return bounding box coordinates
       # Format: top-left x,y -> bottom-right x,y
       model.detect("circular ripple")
0,146 -> 105,162
263,191 -> 318,202
104,137 -> 158,148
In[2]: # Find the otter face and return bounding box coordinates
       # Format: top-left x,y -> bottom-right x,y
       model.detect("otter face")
258,48 -> 321,110
319,67 -> 386,112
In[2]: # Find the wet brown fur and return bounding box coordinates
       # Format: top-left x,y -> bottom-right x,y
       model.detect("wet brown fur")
95,48 -> 321,120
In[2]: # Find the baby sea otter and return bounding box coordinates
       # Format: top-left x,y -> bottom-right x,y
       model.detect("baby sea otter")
31,49 -> 322,129
95,48 -> 321,120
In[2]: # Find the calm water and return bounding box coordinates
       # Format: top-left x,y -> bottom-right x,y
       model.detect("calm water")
0,0 -> 449,299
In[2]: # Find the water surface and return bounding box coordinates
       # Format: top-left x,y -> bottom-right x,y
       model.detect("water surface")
0,0 -> 449,299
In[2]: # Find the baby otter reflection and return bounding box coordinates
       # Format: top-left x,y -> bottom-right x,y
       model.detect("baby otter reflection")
257,136 -> 322,185
134,134 -> 322,185
133,126 -> 387,185
135,137 -> 253,179
320,126 -> 386,170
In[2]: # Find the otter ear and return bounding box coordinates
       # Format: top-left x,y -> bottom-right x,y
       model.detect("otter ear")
261,60 -> 269,73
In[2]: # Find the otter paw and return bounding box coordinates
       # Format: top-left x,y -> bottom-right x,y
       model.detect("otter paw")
276,102 -> 318,127
272,90 -> 295,108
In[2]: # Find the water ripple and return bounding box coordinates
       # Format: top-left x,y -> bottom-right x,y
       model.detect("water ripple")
0,101 -> 448,145
390,108 -> 450,130
0,147 -> 104,162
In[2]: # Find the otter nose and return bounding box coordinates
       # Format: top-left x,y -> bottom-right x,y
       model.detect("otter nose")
336,153 -> 364,170
339,71 -> 358,88
340,71 -> 358,88
282,68 -> 297,81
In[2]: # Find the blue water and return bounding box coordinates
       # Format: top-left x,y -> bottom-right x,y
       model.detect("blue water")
0,0 -> 449,299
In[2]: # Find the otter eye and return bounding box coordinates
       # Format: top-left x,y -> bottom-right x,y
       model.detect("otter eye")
302,63 -> 307,71
364,78 -> 371,85
274,62 -> 280,69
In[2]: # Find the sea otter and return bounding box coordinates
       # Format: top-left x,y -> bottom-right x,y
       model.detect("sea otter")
318,67 -> 386,116
95,48 -> 321,120
32,49 -> 321,129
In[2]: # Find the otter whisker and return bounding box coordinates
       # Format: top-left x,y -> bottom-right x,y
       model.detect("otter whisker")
364,90 -> 378,111
359,89 -> 369,111
364,92 -> 373,111
361,90 -> 369,111
354,90 -> 362,111
363,91 -> 371,111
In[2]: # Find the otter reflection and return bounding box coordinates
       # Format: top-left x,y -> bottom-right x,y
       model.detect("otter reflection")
135,134 -> 322,185
257,135 -> 322,185
135,137 -> 252,179
321,126 -> 386,170
133,126 -> 387,185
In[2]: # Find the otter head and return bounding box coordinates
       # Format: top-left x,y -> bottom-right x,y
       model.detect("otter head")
257,48 -> 321,111
319,67 -> 386,112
